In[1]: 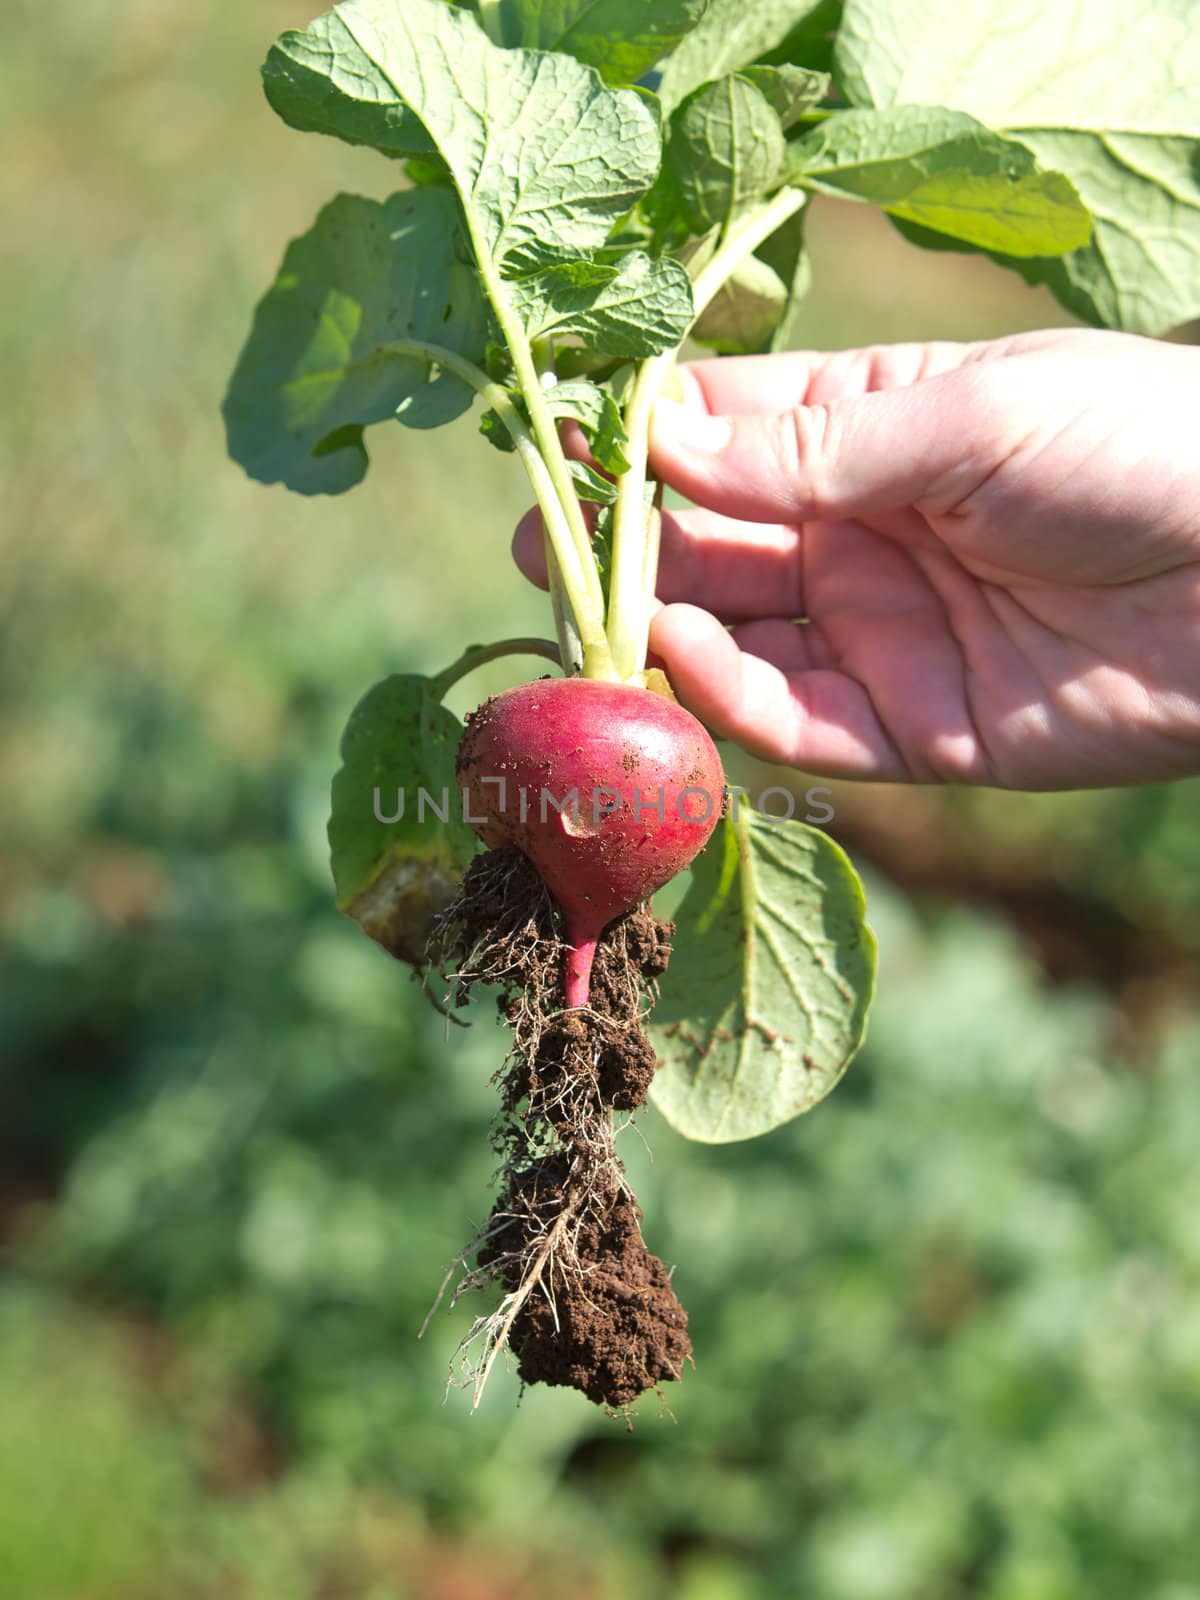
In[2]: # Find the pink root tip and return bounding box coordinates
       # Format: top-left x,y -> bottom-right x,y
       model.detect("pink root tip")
563,938 -> 597,1009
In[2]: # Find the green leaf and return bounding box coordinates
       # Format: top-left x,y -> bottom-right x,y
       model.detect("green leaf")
329,674 -> 477,966
567,459 -> 618,503
656,75 -> 788,238
739,64 -> 829,129
404,155 -> 452,188
789,106 -> 1092,257
542,378 -> 631,474
223,190 -> 489,495
993,133 -> 1200,330
649,808 -> 875,1142
263,0 -> 664,274
753,201 -> 812,351
479,404 -> 519,452
479,375 -> 633,473
489,0 -> 709,85
507,252 -> 694,356
657,0 -> 836,112
757,0 -> 841,75
834,0 -> 1200,332
591,502 -> 615,598
692,254 -> 787,353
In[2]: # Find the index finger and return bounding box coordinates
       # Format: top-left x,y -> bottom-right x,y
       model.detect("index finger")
678,341 -> 974,417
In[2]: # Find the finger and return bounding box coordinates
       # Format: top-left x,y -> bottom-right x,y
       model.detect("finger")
559,419 -> 591,461
514,503 -> 804,617
512,506 -> 551,588
649,604 -> 908,781
652,510 -> 803,616
649,359 -> 1022,527
678,341 -> 973,416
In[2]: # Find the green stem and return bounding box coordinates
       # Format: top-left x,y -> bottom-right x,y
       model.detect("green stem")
505,314 -> 609,640
641,505 -> 662,606
467,234 -> 614,679
376,337 -> 604,676
429,636 -> 561,700
691,188 -> 807,317
607,187 -> 809,681
546,566 -> 581,677
532,337 -> 584,676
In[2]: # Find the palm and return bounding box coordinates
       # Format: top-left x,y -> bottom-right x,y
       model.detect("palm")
642,331 -> 1200,789
686,508 -> 1200,787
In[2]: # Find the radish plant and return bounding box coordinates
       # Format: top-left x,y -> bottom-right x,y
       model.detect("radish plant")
225,0 -> 1196,1408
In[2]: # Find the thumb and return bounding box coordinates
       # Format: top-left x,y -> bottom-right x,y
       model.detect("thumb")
649,369 -> 1004,525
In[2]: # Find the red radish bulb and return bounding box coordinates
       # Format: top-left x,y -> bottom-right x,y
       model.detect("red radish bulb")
458,678 -> 724,1008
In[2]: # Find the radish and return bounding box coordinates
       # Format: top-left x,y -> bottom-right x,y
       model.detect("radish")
233,0 -> 878,1410
458,678 -> 724,1007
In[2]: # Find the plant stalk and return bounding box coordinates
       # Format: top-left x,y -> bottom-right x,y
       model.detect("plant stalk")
376,338 -> 608,677
606,187 -> 808,681
468,244 -> 614,679
429,637 -> 562,700
532,337 -> 584,676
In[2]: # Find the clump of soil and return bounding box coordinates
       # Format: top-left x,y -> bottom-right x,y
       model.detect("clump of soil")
489,1165 -> 690,1406
429,847 -> 689,1412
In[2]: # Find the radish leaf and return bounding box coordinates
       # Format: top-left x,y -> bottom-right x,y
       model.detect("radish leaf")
329,675 -> 477,967
653,75 -> 789,239
789,106 -> 1092,257
567,460 -> 619,503
263,0 -> 663,273
542,379 -> 631,475
477,378 -> 631,473
480,0 -> 709,85
507,254 -> 694,357
223,191 -> 488,495
739,64 -> 829,128
692,254 -> 788,353
836,0 -> 1200,332
650,809 -> 875,1142
657,0 -> 836,112
478,406 -> 518,453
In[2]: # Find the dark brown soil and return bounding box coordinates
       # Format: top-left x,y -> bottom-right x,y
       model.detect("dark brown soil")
486,1164 -> 690,1407
431,847 -> 690,1412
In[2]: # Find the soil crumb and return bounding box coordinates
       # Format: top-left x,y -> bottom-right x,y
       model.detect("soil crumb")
430,847 -> 689,1412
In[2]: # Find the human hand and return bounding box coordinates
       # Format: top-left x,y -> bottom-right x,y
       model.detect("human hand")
514,329 -> 1200,789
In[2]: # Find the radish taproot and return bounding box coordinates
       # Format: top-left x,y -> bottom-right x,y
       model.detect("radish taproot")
458,678 -> 724,1008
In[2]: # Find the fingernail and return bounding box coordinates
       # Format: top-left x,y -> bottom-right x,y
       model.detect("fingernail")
654,396 -> 732,455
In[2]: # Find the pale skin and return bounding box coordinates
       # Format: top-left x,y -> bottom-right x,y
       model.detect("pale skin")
513,329 -> 1200,789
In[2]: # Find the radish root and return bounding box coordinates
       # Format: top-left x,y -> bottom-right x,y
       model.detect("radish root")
427,847 -> 690,1411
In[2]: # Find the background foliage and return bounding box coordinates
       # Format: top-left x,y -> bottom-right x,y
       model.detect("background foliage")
2,2 -> 1199,1596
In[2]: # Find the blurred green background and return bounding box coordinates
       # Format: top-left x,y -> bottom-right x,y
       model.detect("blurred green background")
4,3 -> 1200,1597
